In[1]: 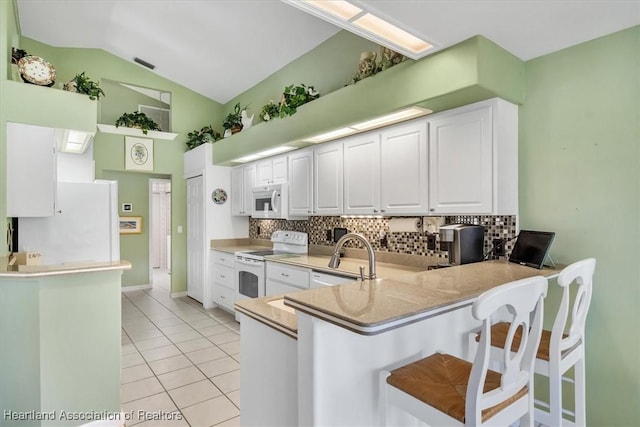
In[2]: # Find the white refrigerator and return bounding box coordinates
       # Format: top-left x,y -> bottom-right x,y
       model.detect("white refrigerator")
18,180 -> 120,265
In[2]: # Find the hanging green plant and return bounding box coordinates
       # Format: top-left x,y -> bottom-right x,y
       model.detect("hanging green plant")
260,100 -> 280,122
186,125 -> 222,150
115,111 -> 161,135
279,84 -> 320,118
64,72 -> 105,100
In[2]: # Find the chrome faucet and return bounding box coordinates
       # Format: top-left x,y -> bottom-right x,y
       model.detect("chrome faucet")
328,232 -> 376,280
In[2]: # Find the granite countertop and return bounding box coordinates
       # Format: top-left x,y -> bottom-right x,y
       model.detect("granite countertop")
284,260 -> 563,335
210,238 -> 271,254
0,259 -> 132,278
266,254 -> 423,279
235,295 -> 298,339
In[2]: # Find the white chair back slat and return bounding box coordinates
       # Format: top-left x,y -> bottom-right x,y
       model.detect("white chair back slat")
467,275 -> 548,424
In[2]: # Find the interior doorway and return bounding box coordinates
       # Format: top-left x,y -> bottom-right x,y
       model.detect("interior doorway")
149,178 -> 172,292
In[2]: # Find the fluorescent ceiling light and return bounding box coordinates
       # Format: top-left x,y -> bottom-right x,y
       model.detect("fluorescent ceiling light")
304,127 -> 357,143
352,13 -> 432,56
284,1 -> 435,59
56,129 -> 94,154
232,146 -> 296,163
351,107 -> 432,130
257,146 -> 296,157
304,0 -> 362,20
304,107 -> 432,144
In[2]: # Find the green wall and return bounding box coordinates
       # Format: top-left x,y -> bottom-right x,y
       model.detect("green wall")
520,26 -> 640,426
102,170 -> 170,287
100,79 -> 170,128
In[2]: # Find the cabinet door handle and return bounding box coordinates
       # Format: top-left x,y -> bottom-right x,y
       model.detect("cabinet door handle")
220,274 -> 225,278
373,209 -> 378,213
220,295 -> 226,300
381,209 -> 386,213
430,208 -> 435,212
308,210 -> 311,214
281,273 -> 289,277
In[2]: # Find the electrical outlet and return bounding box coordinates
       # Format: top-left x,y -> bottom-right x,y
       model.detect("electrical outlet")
493,239 -> 506,256
257,226 -> 261,236
426,234 -> 436,250
326,229 -> 333,241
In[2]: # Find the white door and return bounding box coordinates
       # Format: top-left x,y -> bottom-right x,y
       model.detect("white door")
343,132 -> 380,215
288,150 -> 313,216
314,142 -> 343,215
428,106 -> 493,214
380,120 -> 429,215
187,175 -> 205,302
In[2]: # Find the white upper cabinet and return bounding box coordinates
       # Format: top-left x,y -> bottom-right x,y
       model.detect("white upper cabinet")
343,132 -> 380,215
6,122 -> 57,217
256,160 -> 273,186
380,120 -> 428,215
344,120 -> 427,215
314,142 -> 343,215
272,156 -> 288,183
428,98 -> 517,215
231,164 -> 256,216
256,155 -> 288,186
288,149 -> 313,216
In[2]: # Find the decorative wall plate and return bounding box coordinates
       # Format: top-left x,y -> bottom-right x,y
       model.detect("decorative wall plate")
212,188 -> 227,205
18,55 -> 56,86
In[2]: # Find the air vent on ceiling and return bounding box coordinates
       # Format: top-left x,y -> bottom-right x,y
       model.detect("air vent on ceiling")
134,57 -> 155,70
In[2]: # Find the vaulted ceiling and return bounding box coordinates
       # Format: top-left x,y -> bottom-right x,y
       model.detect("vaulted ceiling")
16,0 -> 640,104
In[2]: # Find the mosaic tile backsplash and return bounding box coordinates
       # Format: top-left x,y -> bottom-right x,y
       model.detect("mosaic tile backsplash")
249,215 -> 517,260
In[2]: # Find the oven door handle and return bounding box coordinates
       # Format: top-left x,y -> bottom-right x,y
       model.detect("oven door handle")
236,257 -> 263,266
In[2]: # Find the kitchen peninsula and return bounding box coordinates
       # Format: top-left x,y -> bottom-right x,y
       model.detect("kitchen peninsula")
0,260 -> 131,426
236,260 -> 561,426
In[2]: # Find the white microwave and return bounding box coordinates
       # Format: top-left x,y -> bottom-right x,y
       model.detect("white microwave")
251,184 -> 289,219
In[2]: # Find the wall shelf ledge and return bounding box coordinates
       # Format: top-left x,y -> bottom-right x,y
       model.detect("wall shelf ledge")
96,123 -> 178,140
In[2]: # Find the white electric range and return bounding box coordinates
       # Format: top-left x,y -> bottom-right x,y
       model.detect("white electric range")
234,231 -> 308,305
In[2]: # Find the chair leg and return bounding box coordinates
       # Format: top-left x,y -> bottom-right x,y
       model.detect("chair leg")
574,357 -> 587,426
549,363 -> 563,427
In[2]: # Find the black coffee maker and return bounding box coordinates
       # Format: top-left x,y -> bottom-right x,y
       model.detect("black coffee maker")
439,224 -> 485,266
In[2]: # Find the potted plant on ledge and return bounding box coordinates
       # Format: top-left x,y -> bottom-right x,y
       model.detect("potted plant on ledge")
63,72 -> 105,100
222,103 -> 247,137
115,111 -> 161,135
186,125 -> 222,150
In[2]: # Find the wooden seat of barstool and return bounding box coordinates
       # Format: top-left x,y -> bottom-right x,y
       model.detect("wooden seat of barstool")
479,322 -> 569,362
386,353 -> 528,423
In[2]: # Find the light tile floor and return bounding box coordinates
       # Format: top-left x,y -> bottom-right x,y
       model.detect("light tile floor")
121,287 -> 241,427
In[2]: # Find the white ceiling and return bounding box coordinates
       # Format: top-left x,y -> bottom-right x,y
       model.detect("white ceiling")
16,0 -> 640,104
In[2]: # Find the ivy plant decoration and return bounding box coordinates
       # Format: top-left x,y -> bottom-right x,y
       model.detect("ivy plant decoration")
186,125 -> 222,150
279,84 -> 320,118
64,72 -> 105,100
260,100 -> 280,122
115,111 -> 161,135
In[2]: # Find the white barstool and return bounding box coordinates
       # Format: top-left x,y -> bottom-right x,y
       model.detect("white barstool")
484,258 -> 595,426
381,275 -> 548,426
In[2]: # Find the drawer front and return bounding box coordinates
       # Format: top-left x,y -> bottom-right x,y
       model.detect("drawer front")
213,264 -> 235,289
213,284 -> 235,311
266,279 -> 306,297
212,250 -> 235,268
267,262 -> 310,289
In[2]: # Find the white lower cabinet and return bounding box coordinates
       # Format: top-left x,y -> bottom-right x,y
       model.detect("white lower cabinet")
211,250 -> 236,312
428,97 -> 518,215
266,262 -> 310,296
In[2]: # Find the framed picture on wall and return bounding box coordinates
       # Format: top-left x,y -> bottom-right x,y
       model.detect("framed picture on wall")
125,137 -> 154,171
119,216 -> 142,234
